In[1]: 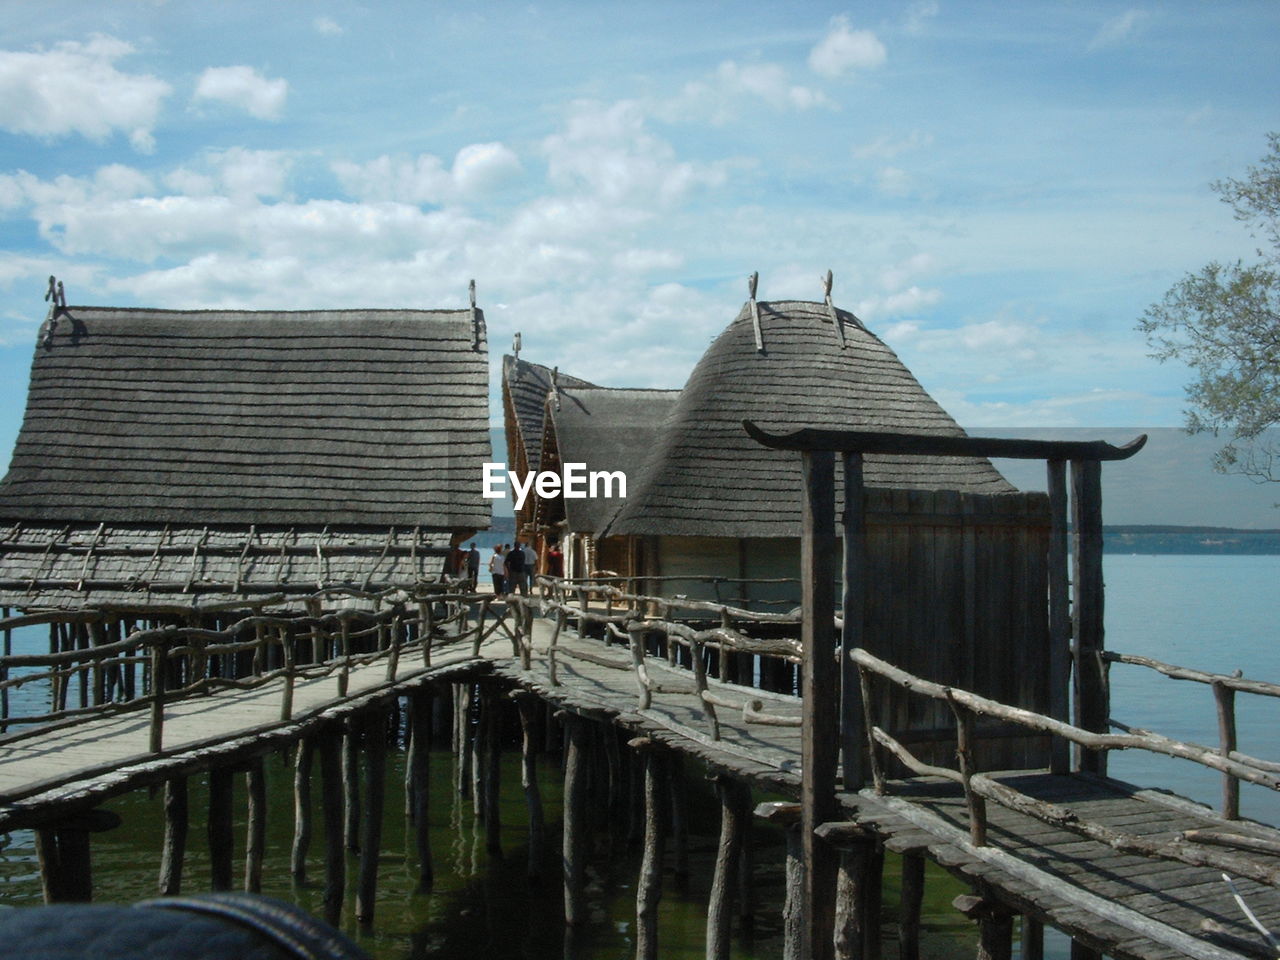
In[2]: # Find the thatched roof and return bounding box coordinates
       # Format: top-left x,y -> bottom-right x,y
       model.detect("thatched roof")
502,355 -> 594,474
0,306 -> 491,529
0,523 -> 451,612
543,386 -> 681,533
602,300 -> 1016,539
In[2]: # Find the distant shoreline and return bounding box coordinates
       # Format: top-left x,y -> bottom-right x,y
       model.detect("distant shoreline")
1103,525 -> 1280,555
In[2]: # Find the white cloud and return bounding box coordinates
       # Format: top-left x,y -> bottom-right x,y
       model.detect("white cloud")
808,15 -> 886,78
856,285 -> 942,321
313,17 -> 344,36
0,35 -> 170,152
1087,9 -> 1149,51
333,141 -> 522,205
875,166 -> 916,198
904,1 -> 939,35
193,65 -> 288,120
714,61 -> 829,111
853,131 -> 933,161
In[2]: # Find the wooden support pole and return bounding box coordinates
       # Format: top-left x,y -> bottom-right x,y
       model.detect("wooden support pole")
1021,916 -> 1045,960
356,708 -> 387,927
562,712 -> 588,926
1046,460 -> 1071,775
669,754 -> 689,879
756,802 -> 803,960
456,683 -> 473,799
482,685 -> 502,859
318,724 -> 345,926
841,450 -> 867,789
291,737 -> 314,882
409,689 -> 434,888
514,692 -> 545,881
158,776 -> 188,895
899,853 -> 925,960
1069,940 -> 1103,960
833,837 -> 884,960
631,737 -> 667,960
954,893 -> 1014,960
707,775 -> 751,960
208,767 -> 234,892
1071,458 -> 1107,776
245,756 -> 266,893
34,810 -> 117,904
800,449 -> 839,960
343,718 -> 361,851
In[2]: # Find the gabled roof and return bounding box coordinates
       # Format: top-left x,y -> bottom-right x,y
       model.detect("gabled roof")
603,299 -> 1017,539
543,386 -> 681,533
0,306 -> 491,530
502,355 -> 595,475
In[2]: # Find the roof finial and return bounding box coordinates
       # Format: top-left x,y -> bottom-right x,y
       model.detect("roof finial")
748,270 -> 763,352
551,365 -> 561,411
41,275 -> 65,348
468,278 -> 483,350
823,269 -> 846,348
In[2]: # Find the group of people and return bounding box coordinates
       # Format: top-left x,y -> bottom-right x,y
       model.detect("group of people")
457,538 -> 564,593
482,541 -> 534,595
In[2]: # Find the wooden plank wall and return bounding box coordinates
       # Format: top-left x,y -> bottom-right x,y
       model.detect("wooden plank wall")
861,489 -> 1052,774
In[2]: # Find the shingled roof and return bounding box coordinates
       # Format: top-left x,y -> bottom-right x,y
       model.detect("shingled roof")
502,355 -> 595,475
542,386 -> 681,534
602,300 -> 1016,539
0,306 -> 491,529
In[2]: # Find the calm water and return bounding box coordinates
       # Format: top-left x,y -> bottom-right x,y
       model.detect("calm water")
0,554 -> 1276,959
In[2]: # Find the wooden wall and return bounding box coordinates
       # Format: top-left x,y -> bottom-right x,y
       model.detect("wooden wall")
650,488 -> 1054,774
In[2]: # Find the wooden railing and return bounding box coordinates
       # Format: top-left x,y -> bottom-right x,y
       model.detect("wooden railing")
1102,650 -> 1280,820
852,647 -> 1280,886
0,584 -> 524,751
508,576 -> 805,742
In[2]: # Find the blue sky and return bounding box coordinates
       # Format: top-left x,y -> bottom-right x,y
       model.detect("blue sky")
0,2 -> 1276,470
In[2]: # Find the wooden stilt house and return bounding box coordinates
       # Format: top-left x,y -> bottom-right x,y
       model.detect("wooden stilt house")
600,295 -> 1054,771
0,291 -> 492,618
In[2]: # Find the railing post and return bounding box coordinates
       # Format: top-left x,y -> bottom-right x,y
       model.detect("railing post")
1213,676 -> 1240,819
280,626 -> 295,721
1071,458 -> 1108,776
149,637 -> 166,753
800,449 -> 838,960
947,691 -> 987,846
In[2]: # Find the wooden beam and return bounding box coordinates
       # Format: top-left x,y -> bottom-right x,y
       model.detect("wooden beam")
800,449 -> 838,960
1046,460 -> 1071,775
744,421 -> 1147,461
841,451 -> 866,790
1071,459 -> 1107,776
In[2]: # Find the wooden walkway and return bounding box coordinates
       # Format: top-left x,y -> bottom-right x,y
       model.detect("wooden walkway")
3,610 -> 1279,958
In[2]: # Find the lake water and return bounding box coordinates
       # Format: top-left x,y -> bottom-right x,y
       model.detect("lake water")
0,554 -> 1276,958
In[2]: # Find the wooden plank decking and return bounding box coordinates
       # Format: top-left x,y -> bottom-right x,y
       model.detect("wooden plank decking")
1,609 -> 1277,959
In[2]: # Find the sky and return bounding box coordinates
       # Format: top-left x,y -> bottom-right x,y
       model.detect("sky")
0,2 -> 1277,488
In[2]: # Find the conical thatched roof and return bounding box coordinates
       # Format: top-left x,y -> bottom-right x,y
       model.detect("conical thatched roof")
602,300 -> 1016,539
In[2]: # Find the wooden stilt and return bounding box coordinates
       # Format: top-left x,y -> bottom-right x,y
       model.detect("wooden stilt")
831,834 -> 884,960
482,686 -> 502,859
631,738 -> 667,960
1069,942 -> 1103,960
456,683 -> 473,799
738,807 -> 755,928
707,775 -> 750,960
291,737 -> 314,882
1021,916 -> 1045,960
318,724 -> 345,926
955,893 -> 1015,960
409,689 -> 434,888
158,776 -> 188,895
343,718 -> 361,851
514,692 -> 545,881
245,757 -> 266,893
356,709 -> 387,927
208,767 -> 234,892
669,754 -> 689,878
34,810 -> 117,904
472,683 -> 486,819
562,712 -> 588,926
755,802 -> 803,960
899,853 -> 925,960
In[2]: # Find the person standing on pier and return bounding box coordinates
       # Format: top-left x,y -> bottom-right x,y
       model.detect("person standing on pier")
488,544 -> 506,594
466,543 -> 481,589
505,541 -> 528,595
